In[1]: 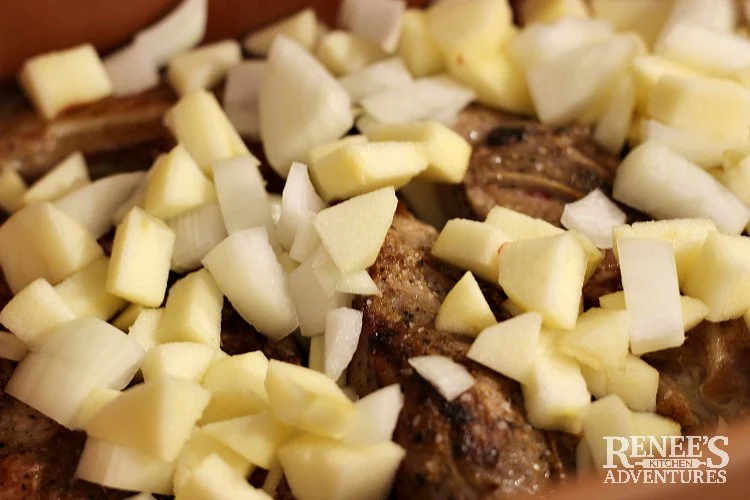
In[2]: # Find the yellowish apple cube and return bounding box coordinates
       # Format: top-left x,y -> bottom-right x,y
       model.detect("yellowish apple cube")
315,31 -> 386,76
582,394 -> 636,469
632,55 -> 701,113
140,342 -> 215,382
112,303 -> 143,332
467,312 -> 541,384
74,388 -> 121,429
579,362 -> 607,399
167,40 -> 241,97
128,308 -> 163,352
425,0 -> 513,56
605,355 -> 659,412
519,0 -> 589,25
158,269 -> 223,348
201,351 -> 270,424
365,122 -> 472,183
0,201 -> 104,292
0,169 -> 28,213
308,135 -> 368,164
314,187 -> 398,273
54,257 -> 126,321
144,145 -> 216,220
648,75 -> 750,141
0,278 -> 76,348
498,232 -> 588,330
432,219 -> 511,282
632,412 -> 681,441
558,308 -> 629,371
164,89 -> 251,176
20,44 -> 113,119
435,272 -> 496,336
244,7 -> 318,55
310,142 -> 427,201
21,152 -> 90,206
177,454 -> 270,500
397,9 -> 445,78
485,206 -> 564,239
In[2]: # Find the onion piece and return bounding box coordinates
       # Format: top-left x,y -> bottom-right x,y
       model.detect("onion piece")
618,238 -> 684,355
339,0 -> 406,53
323,307 -> 363,380
76,437 -> 174,495
360,75 -> 475,124
134,0 -> 208,67
613,141 -> 750,234
113,172 -> 150,225
276,163 -> 326,249
342,384 -> 403,446
661,0 -> 736,34
289,218 -> 321,263
0,331 -> 28,362
103,44 -> 159,97
407,355 -> 475,401
640,119 -> 743,169
213,155 -> 272,234
561,189 -> 626,249
260,36 -> 354,178
56,172 -> 145,239
168,203 -> 227,273
223,61 -> 265,139
244,8 -> 318,55
167,40 -> 241,97
339,57 -> 413,103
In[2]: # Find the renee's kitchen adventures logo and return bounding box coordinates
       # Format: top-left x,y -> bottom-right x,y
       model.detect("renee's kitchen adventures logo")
602,435 -> 729,484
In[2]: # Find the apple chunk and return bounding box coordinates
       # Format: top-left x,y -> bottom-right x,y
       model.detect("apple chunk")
106,207 -> 175,307
435,272 -> 496,337
278,434 -> 405,500
582,394 -> 636,469
73,388 -> 120,429
128,308 -> 163,352
21,152 -> 90,206
498,233 -> 588,330
342,384 -> 403,446
397,9 -> 445,78
55,257 -> 126,321
432,219 -> 510,282
425,0 -> 513,56
86,377 -> 211,461
605,355 -> 659,412
140,342 -> 215,382
467,312 -> 542,384
176,454 -> 271,500
314,187 -> 398,273
158,269 -> 223,348
0,169 -> 27,213
558,308 -> 629,371
201,351 -> 270,424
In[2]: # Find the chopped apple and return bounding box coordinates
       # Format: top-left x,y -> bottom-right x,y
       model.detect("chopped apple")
175,454 -> 271,500
128,308 -> 163,352
519,0 -> 589,25
561,190 -> 626,250
86,377 -> 211,461
164,89 -> 250,176
582,394 -> 636,469
594,75 -> 635,155
315,31 -> 387,76
107,207 -> 175,307
21,152 -> 90,206
54,257 -> 126,320
605,355 -> 659,412
203,227 -> 298,340
590,0 -> 675,47
277,434 -> 405,500
144,145 -> 216,220
662,0 -> 737,36
310,142 -> 427,201
167,40 -> 241,96
112,173 -> 150,225
112,303 -> 142,332
140,342 -> 215,382
425,0 -> 513,56
0,201 -> 104,292
576,438 -> 594,474
74,387 -> 120,429
397,9 -> 445,77
336,269 -> 380,296
55,171 -> 145,239
20,44 -> 113,119
244,8 -> 318,55
716,156 -> 750,207
558,308 -> 629,371
0,278 -> 76,348
579,362 -> 607,399
0,331 -> 28,362
683,233 -> 750,322
201,351 -> 270,424
631,55 -> 701,114
648,75 -> 750,141
158,269 -> 223,348
522,347 -> 591,434
484,206 -> 564,239
0,169 -> 27,213
342,384 -> 403,446
365,122 -> 472,183
467,312 -> 541,384
599,291 -> 708,331
632,412 -> 681,441
432,219 -> 510,282
435,272 -> 496,336
76,437 -> 174,495
498,233 -> 588,330
314,187 -> 398,273
169,203 -> 228,273
308,136 -> 368,164
202,411 -> 296,469
265,360 -> 355,438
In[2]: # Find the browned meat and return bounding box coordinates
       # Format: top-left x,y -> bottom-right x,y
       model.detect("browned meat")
349,207 -> 575,499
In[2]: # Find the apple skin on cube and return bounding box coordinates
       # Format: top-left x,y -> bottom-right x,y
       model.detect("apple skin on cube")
314,187 -> 398,274
0,278 -> 76,348
277,434 -> 405,500
582,394 -> 636,470
158,269 -> 223,348
683,233 -> 750,322
498,232 -> 588,330
431,219 -> 511,283
557,307 -> 629,372
435,272 -> 497,337
106,207 -> 175,307
140,342 -> 215,382
467,312 -> 541,384
21,152 -> 90,206
0,201 -> 104,293
54,257 -> 126,321
86,377 -> 211,462
201,351 -> 270,424
397,9 -> 445,78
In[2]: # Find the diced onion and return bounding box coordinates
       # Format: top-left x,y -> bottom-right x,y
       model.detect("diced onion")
213,155 -> 273,234
339,0 -> 406,53
360,75 -> 475,125
103,44 -> 159,97
661,0 -> 736,35
640,119 -> 743,169
339,57 -> 413,103
276,163 -> 326,250
561,189 -> 626,249
0,331 -> 28,362
407,355 -> 475,401
342,384 -> 403,446
288,217 -> 321,263
168,203 -> 228,273
223,61 -> 265,138
323,307 -> 363,380
135,0 -> 208,66
113,173 -> 150,225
